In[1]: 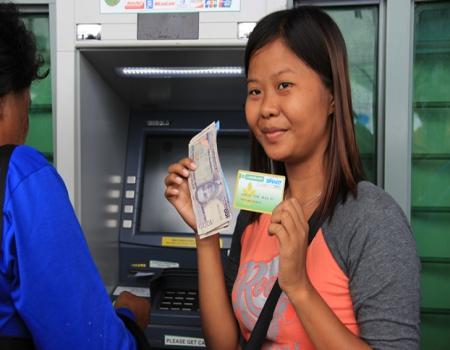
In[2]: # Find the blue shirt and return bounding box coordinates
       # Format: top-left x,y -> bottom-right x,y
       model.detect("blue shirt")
0,145 -> 137,350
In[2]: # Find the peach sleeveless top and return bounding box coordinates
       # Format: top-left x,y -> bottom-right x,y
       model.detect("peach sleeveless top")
232,214 -> 359,349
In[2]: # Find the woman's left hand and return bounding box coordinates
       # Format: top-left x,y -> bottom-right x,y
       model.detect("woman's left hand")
269,198 -> 311,297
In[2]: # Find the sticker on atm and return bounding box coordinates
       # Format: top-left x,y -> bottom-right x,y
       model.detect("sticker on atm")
233,170 -> 285,214
164,335 -> 205,347
161,236 -> 223,248
162,237 -> 196,248
149,260 -> 179,269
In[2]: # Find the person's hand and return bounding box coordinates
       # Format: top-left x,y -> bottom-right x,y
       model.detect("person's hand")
115,291 -> 150,330
269,198 -> 311,296
164,157 -> 197,231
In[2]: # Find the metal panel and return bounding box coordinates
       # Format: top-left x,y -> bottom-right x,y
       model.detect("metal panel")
384,0 -> 414,219
78,52 -> 129,291
137,12 -> 199,40
376,0 -> 386,186
55,0 -> 76,203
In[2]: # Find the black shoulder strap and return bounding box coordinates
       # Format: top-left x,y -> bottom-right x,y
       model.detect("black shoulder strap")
0,145 -> 16,257
243,209 -> 325,350
225,210 -> 251,296
0,336 -> 35,350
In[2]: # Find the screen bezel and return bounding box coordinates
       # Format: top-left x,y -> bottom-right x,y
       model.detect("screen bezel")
119,110 -> 249,249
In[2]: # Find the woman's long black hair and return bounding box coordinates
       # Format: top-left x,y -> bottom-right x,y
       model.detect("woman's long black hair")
245,6 -> 365,223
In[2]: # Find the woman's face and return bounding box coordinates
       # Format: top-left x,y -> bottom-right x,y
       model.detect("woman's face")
245,38 -> 334,166
0,89 -> 30,145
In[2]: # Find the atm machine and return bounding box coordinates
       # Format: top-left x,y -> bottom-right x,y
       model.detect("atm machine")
73,1 -> 289,347
78,46 -> 251,348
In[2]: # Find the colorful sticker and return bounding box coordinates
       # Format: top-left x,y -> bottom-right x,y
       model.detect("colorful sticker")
101,0 -> 240,13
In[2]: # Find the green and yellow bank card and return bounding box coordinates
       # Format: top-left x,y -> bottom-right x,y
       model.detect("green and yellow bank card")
233,170 -> 286,214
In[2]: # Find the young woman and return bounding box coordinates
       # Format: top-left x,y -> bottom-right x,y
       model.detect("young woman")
165,6 -> 420,350
0,3 -> 150,349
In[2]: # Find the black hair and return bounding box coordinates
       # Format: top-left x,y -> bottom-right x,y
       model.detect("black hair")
0,2 -> 48,98
245,6 -> 365,222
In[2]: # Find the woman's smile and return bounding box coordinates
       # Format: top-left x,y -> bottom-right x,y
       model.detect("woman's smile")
261,126 -> 288,143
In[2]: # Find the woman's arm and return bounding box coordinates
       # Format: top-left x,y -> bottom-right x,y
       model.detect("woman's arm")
165,157 -> 239,350
324,186 -> 421,349
196,235 -> 240,350
288,283 -> 371,350
270,198 -> 372,350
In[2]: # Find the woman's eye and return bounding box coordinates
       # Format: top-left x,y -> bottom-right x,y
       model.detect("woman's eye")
247,88 -> 260,96
277,82 -> 292,90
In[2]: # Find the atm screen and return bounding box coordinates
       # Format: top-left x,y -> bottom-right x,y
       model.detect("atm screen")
139,133 -> 250,235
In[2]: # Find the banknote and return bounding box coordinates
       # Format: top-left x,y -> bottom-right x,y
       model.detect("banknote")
188,121 -> 232,238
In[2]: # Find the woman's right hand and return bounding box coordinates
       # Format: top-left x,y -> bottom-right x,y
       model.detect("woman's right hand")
164,157 -> 197,231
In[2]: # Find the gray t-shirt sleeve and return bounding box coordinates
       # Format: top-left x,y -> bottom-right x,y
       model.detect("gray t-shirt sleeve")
323,182 -> 421,350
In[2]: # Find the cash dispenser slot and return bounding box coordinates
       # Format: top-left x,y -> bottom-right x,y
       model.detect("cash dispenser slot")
148,268 -> 204,349
150,268 -> 200,322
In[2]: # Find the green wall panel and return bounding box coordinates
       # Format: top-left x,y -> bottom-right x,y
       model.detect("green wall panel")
420,314 -> 450,350
21,13 -> 53,162
413,213 -> 450,258
420,262 -> 450,310
412,160 -> 450,207
413,109 -> 450,155
412,2 -> 450,349
326,7 -> 378,183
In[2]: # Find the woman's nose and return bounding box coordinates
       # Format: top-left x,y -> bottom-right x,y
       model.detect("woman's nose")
260,93 -> 280,119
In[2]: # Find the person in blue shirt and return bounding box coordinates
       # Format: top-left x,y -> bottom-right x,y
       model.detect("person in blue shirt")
0,3 -> 150,349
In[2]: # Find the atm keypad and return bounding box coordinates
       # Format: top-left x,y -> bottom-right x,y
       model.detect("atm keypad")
158,289 -> 199,312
